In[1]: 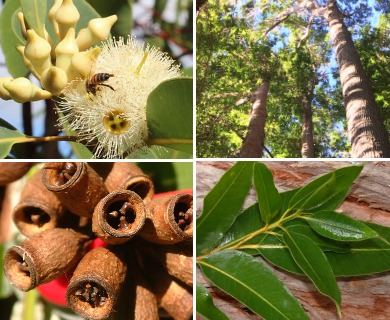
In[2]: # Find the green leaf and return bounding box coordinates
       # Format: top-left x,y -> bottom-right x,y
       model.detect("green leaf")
21,0 -> 47,37
288,165 -> 363,212
197,162 -> 253,256
325,222 -> 390,276
258,234 -> 304,275
253,162 -> 281,224
304,211 -> 378,241
0,0 -> 28,77
0,118 -> 27,158
283,230 -> 341,316
196,283 -> 229,320
219,203 -> 265,254
198,250 -> 309,320
146,78 -> 193,154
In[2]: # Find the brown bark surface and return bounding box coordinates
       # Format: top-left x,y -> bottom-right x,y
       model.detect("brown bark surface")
196,161 -> 390,320
325,0 -> 390,158
239,78 -> 270,158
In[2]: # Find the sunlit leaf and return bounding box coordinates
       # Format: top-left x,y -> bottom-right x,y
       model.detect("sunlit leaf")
304,211 -> 378,241
146,78 -> 193,154
288,165 -> 363,212
196,282 -> 229,320
219,203 -> 265,254
283,230 -> 341,316
253,162 -> 281,224
21,0 -> 47,37
198,250 -> 310,320
197,162 -> 253,256
0,118 -> 27,158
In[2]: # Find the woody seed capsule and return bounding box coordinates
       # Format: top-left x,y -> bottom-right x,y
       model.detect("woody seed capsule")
92,190 -> 146,244
140,194 -> 193,244
104,162 -> 154,202
42,162 -> 108,217
13,169 -> 65,236
3,228 -> 89,291
66,246 -> 127,320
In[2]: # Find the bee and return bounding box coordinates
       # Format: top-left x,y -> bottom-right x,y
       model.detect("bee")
86,73 -> 115,96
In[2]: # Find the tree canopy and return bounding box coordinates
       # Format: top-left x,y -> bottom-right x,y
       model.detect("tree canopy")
197,0 -> 390,158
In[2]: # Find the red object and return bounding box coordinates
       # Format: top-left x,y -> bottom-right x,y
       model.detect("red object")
37,189 -> 192,307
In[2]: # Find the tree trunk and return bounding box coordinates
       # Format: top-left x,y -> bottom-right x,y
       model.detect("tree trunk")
301,79 -> 316,158
325,0 -> 390,157
197,161 -> 390,320
239,78 -> 270,158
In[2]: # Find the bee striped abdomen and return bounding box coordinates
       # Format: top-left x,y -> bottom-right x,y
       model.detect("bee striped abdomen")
86,73 -> 115,96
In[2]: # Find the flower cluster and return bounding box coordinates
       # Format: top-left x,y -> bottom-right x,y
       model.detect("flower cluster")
0,0 -> 181,158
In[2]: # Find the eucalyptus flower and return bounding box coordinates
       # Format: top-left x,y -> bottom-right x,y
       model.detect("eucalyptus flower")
57,37 -> 181,158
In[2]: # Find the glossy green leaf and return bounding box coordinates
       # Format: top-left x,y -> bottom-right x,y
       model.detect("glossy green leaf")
258,234 -> 304,275
197,162 -> 253,256
196,283 -> 229,320
304,211 -> 378,241
21,0 -> 47,37
283,230 -> 341,316
146,78 -> 193,154
219,203 -> 265,254
0,118 -> 27,158
279,187 -> 301,217
253,162 -> 281,224
289,165 -> 363,212
325,222 -> 390,276
199,250 -> 309,320
0,0 -> 28,77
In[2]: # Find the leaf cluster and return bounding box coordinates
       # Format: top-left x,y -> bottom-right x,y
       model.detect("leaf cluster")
197,162 -> 390,319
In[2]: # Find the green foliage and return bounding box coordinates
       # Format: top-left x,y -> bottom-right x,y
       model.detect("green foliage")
197,0 -> 389,158
146,78 -> 193,156
197,162 -> 390,319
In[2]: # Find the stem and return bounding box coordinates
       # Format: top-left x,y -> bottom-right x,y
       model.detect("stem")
23,289 -> 37,320
147,138 -> 193,145
209,210 -> 302,255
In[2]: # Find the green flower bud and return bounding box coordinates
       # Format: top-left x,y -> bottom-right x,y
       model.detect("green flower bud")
70,47 -> 101,78
24,29 -> 52,76
3,78 -> 52,103
0,77 -> 13,100
76,15 -> 117,51
54,0 -> 80,40
55,28 -> 79,80
49,0 -> 62,38
41,66 -> 68,96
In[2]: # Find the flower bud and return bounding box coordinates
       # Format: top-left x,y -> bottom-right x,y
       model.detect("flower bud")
17,12 -> 27,40
0,77 -> 13,100
70,47 -> 101,78
2,77 -> 52,103
76,15 -> 117,51
55,28 -> 79,79
41,66 -> 68,95
54,0 -> 80,40
24,29 -> 52,76
48,0 -> 62,38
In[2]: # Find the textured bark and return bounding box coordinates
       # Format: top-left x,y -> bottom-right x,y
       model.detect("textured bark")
301,80 -> 316,158
325,0 -> 390,157
239,78 -> 270,158
197,161 -> 390,320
